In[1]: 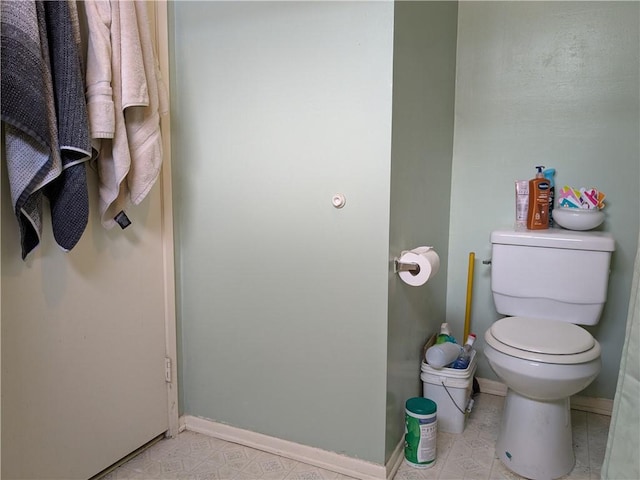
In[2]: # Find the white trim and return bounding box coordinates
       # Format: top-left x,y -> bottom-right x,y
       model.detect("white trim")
476,377 -> 508,396
182,415 -> 395,480
476,377 -> 613,416
151,0 -> 180,439
570,396 -> 614,416
385,440 -> 405,480
178,416 -> 188,434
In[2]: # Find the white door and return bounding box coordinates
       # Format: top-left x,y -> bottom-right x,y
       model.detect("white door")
1,167 -> 173,479
0,3 -> 176,478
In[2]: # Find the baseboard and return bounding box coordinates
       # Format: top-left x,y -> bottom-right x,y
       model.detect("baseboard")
476,377 -> 613,416
177,415 -> 187,433
385,438 -> 405,480
570,395 -> 614,416
476,377 -> 508,396
182,415 -> 402,480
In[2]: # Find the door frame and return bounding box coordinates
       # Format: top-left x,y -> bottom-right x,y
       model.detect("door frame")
152,0 -> 180,438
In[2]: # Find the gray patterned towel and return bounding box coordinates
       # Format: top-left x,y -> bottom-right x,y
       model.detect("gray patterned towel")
42,0 -> 91,252
1,0 -> 91,258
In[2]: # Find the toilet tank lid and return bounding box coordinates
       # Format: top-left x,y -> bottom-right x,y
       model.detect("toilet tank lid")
491,229 -> 615,251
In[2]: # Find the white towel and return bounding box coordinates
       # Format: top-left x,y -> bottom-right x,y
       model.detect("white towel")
85,0 -> 130,228
84,0 -> 167,229
83,0 -> 115,140
125,0 -> 169,206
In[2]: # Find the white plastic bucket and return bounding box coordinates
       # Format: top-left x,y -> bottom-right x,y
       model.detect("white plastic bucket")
420,351 -> 476,434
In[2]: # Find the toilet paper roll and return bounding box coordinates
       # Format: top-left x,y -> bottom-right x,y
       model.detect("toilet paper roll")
398,246 -> 440,287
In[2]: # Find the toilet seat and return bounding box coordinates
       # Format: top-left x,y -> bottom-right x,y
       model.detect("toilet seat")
485,317 -> 601,364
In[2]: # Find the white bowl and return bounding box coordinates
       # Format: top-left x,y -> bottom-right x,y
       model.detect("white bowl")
553,207 -> 605,230
483,341 -> 601,400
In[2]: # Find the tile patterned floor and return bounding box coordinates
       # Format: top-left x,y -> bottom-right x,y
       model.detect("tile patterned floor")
103,394 -> 610,480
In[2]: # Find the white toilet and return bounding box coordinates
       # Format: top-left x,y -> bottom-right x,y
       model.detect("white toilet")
484,229 -> 615,480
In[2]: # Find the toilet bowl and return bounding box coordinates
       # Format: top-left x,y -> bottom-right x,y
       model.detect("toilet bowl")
485,316 -> 601,400
485,229 -> 614,480
484,316 -> 601,479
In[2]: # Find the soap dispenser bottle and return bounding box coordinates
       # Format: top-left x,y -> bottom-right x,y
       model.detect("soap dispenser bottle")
527,166 -> 550,230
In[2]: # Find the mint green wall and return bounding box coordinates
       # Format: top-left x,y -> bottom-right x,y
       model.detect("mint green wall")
386,1 -> 457,461
171,0 -> 638,468
171,1 -> 394,463
447,1 -> 640,399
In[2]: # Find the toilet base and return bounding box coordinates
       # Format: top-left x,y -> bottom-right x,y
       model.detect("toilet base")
495,389 -> 575,480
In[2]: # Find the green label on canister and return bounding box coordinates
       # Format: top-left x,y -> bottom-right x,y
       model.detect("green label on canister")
404,397 -> 437,468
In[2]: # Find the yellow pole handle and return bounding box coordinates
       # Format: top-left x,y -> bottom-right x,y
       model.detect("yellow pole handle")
464,252 -> 475,343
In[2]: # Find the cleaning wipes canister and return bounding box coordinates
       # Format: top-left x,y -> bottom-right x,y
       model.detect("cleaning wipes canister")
404,397 -> 437,468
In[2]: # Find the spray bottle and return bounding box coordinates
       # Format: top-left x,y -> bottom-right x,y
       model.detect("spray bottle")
544,168 -> 556,227
435,323 -> 455,344
425,342 -> 462,369
526,166 -> 550,230
426,323 -> 460,368
451,333 -> 476,369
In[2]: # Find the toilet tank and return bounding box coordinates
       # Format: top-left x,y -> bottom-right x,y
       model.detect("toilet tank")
490,229 -> 615,325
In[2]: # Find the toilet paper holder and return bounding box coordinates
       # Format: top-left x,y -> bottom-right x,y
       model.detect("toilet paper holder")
394,258 -> 421,274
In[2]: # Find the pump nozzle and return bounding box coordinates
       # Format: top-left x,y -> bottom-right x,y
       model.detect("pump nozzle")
543,168 -> 556,187
535,165 -> 545,178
